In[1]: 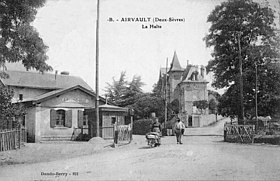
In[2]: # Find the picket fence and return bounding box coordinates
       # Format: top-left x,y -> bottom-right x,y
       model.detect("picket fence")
0,128 -> 27,152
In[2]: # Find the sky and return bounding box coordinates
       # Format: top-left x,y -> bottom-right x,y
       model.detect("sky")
7,0 -> 280,95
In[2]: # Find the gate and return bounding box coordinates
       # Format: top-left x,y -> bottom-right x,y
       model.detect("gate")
224,123 -> 255,143
113,124 -> 132,147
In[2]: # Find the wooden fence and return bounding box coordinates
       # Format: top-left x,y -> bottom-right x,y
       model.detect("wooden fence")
102,126 -> 114,139
0,128 -> 27,152
224,124 -> 255,143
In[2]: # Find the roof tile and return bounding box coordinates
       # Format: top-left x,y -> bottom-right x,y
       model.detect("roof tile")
1,70 -> 92,91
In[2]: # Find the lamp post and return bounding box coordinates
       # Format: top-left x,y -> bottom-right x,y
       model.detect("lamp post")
95,0 -> 100,137
255,62 -> 258,131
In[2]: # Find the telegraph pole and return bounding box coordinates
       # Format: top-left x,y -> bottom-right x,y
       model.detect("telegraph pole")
164,58 -> 168,128
255,62 -> 258,130
95,0 -> 100,137
237,32 -> 244,124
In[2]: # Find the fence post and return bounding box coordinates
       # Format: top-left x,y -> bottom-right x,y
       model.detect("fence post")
19,127 -> 21,149
129,124 -> 132,143
14,129 -> 17,149
130,116 -> 133,142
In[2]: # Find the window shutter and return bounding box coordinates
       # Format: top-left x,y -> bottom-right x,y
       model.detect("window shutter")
78,110 -> 84,128
65,110 -> 72,128
50,109 -> 56,128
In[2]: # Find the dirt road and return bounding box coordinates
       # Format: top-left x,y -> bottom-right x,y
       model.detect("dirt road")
1,118 -> 280,180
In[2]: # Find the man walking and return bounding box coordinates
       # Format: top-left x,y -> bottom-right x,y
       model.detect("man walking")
174,116 -> 185,144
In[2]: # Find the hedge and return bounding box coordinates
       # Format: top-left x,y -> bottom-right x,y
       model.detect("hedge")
133,119 -> 153,135
254,135 -> 280,145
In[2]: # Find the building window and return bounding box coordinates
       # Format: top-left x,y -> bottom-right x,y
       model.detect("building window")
50,109 -> 72,128
111,117 -> 117,125
83,115 -> 88,126
22,115 -> 26,127
19,94 -> 23,101
56,109 -> 65,126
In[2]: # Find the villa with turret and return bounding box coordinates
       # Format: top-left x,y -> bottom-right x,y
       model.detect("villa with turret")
159,52 -> 219,127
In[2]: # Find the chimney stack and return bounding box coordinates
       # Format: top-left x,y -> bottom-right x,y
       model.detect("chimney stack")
200,65 -> 205,78
55,70 -> 58,80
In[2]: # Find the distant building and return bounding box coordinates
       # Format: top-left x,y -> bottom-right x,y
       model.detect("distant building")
159,52 -> 213,127
159,51 -> 209,113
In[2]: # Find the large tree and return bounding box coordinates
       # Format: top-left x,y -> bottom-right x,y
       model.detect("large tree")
105,71 -> 144,108
0,87 -> 25,129
105,72 -> 167,120
205,0 -> 280,122
132,93 -> 165,120
105,71 -> 128,106
0,0 -> 52,74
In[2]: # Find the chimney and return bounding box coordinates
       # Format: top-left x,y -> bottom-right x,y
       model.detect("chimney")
201,66 -> 205,78
55,70 -> 58,80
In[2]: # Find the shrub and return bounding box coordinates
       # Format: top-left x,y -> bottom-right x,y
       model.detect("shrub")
75,133 -> 91,141
133,119 -> 153,135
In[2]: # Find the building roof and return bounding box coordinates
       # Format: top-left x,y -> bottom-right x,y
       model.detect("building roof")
169,51 -> 184,72
180,79 -> 209,84
18,85 -> 106,104
0,70 -> 92,91
99,104 -> 128,112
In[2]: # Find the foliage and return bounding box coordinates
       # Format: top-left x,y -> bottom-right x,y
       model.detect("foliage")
208,90 -> 221,114
208,90 -> 221,100
205,0 -> 280,120
208,90 -> 220,114
0,86 -> 26,129
168,99 -> 179,115
0,0 -> 52,74
105,71 -> 144,107
105,71 -> 129,107
106,72 -> 167,120
193,100 -> 208,114
152,78 -> 164,97
122,75 -> 145,107
132,118 -> 153,135
209,99 -> 217,114
132,93 -> 165,120
152,77 -> 175,121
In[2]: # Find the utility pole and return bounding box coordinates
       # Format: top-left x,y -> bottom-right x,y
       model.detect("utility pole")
255,62 -> 258,130
95,0 -> 100,137
164,58 -> 168,128
237,32 -> 245,124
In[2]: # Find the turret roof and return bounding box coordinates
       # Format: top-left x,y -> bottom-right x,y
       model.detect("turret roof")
169,51 -> 184,72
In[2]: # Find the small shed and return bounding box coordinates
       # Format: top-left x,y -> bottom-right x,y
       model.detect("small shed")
86,104 -> 129,139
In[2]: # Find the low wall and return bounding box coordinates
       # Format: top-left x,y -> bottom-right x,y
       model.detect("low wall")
198,114 -> 223,127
